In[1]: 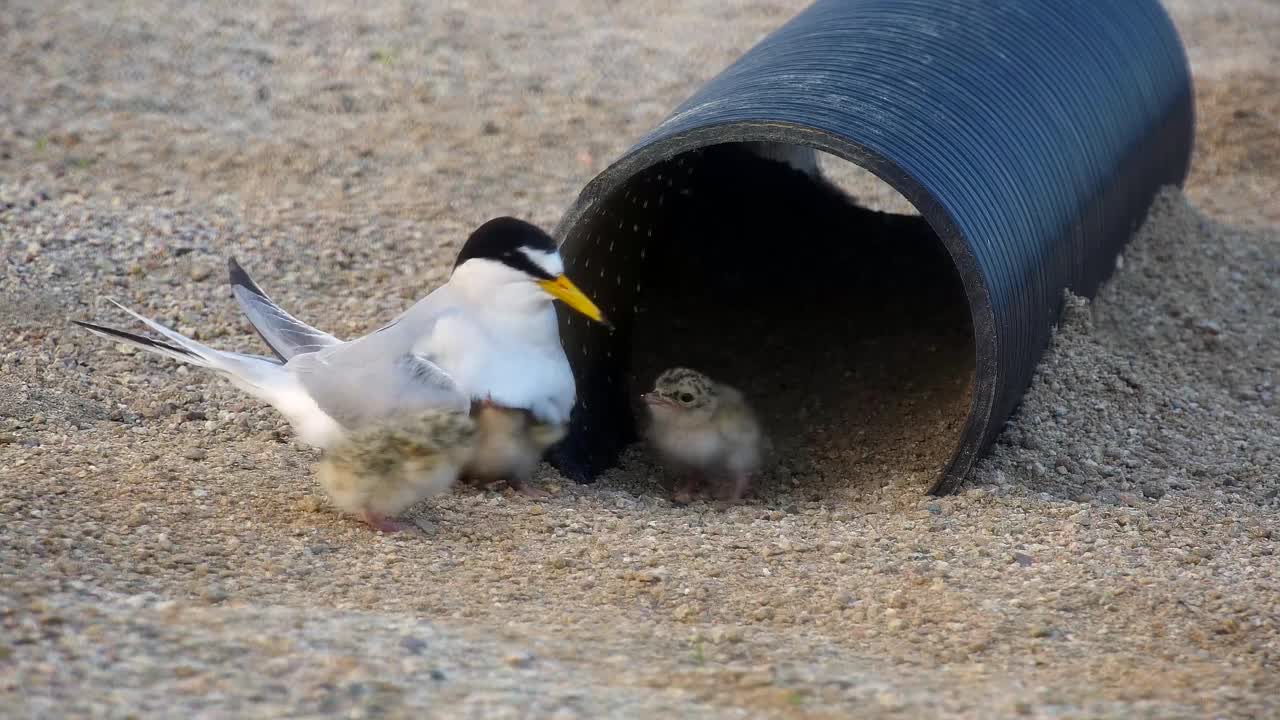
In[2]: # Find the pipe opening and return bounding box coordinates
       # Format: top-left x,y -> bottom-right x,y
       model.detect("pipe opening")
557,143 -> 975,502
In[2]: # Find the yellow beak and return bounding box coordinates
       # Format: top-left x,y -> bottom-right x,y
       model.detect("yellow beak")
538,275 -> 609,326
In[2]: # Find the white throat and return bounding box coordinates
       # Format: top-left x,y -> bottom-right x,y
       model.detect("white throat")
448,259 -> 560,342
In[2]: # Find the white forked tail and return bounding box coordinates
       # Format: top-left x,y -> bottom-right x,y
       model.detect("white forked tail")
73,299 -> 286,397
73,298 -> 349,448
74,294 -> 350,445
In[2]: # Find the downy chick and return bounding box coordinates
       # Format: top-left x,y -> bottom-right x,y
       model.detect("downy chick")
641,367 -> 765,503
460,400 -> 568,498
316,408 -> 477,532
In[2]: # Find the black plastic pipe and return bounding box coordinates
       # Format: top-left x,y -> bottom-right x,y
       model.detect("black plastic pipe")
548,0 -> 1194,495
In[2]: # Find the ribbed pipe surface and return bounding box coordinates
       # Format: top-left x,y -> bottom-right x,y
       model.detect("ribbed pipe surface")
550,0 -> 1194,494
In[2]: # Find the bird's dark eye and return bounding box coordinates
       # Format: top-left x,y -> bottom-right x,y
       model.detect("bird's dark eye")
679,392 -> 695,404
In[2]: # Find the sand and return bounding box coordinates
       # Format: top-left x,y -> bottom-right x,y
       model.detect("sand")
1,1 -> 1277,718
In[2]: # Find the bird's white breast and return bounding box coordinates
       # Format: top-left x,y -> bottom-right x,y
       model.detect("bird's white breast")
652,424 -> 724,467
425,309 -> 576,425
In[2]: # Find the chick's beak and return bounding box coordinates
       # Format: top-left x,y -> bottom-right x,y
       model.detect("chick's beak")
538,274 -> 609,326
641,392 -> 671,408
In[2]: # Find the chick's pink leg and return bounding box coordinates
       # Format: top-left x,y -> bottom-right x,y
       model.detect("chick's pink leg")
506,475 -> 551,499
360,511 -> 412,533
715,472 -> 752,502
672,471 -> 703,505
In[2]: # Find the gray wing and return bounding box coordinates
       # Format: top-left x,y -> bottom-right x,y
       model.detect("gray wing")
287,290 -> 468,430
228,257 -> 342,362
292,349 -> 469,430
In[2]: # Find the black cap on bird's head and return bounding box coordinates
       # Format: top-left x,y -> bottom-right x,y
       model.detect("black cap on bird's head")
454,217 -> 558,277
453,216 -> 609,326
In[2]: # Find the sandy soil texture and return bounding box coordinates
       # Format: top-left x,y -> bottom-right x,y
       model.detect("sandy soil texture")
2,1 -> 1277,718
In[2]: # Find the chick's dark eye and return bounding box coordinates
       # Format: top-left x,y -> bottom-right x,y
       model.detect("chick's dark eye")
679,393 -> 695,404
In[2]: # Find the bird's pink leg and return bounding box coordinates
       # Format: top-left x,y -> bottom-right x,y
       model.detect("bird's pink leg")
506,474 -> 551,499
672,471 -> 703,505
360,511 -> 412,533
715,472 -> 753,502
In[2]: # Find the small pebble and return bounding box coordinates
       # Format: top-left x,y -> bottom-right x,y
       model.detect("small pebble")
503,652 -> 535,668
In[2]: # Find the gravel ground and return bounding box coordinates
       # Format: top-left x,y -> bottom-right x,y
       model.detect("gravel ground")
2,1 -> 1278,718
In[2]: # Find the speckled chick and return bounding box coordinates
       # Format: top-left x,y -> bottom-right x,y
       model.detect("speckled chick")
460,400 -> 568,498
315,408 -> 478,532
642,367 -> 765,503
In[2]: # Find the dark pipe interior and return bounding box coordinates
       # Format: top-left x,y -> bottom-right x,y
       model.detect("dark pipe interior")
555,144 -> 975,501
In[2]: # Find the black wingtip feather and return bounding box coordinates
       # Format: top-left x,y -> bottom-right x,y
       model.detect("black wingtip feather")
71,319 -> 194,357
227,256 -> 268,299
225,256 -> 289,363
